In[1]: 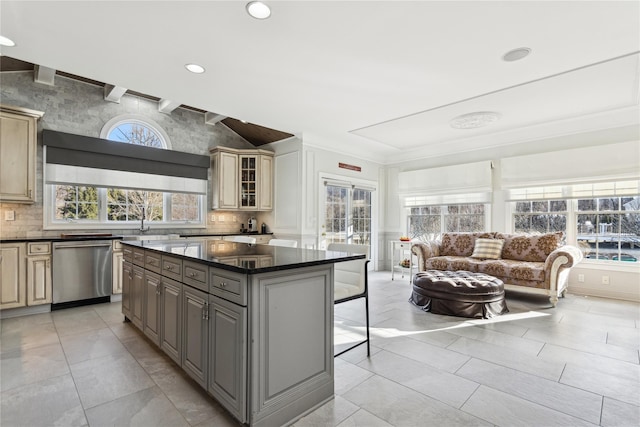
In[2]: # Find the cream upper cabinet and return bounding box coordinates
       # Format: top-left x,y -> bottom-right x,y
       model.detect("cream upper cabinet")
210,147 -> 273,211
0,104 -> 44,204
0,243 -> 27,309
211,148 -> 239,210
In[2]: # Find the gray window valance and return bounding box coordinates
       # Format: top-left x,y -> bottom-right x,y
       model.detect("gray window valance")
44,130 -> 209,180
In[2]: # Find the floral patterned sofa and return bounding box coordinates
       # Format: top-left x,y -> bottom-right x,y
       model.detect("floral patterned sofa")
411,232 -> 583,306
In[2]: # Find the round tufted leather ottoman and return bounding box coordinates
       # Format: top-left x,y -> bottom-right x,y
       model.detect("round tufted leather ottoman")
410,270 -> 509,319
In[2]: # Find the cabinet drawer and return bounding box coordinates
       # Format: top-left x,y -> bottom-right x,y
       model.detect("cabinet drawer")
132,248 -> 145,266
210,269 -> 246,306
145,251 -> 162,273
183,260 -> 208,292
123,246 -> 133,262
27,242 -> 50,255
161,255 -> 183,281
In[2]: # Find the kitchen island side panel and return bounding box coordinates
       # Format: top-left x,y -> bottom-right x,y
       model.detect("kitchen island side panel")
250,265 -> 334,427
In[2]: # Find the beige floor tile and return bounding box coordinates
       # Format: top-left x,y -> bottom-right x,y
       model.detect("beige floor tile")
560,362 -> 640,406
149,365 -> 221,425
0,374 -> 87,427
60,327 -> 128,365
85,385 -> 190,427
70,351 -> 155,409
293,395 -> 360,427
447,336 -> 566,381
0,342 -> 69,392
337,409 -> 394,427
342,375 -> 490,426
457,358 -> 603,424
601,397 -> 640,427
0,320 -> 60,354
52,308 -> 109,337
357,350 -> 478,408
462,385 -> 595,426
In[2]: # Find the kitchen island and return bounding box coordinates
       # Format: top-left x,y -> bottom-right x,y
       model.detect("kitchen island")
120,238 -> 365,427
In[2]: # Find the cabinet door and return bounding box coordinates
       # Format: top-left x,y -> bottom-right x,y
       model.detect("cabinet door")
239,155 -> 257,209
0,243 -> 26,309
182,286 -> 208,388
0,108 -> 41,203
122,261 -> 132,318
131,265 -> 145,329
258,154 -> 273,211
143,271 -> 161,345
160,277 -> 182,365
112,251 -> 124,294
26,255 -> 51,305
208,295 -> 247,422
212,150 -> 239,210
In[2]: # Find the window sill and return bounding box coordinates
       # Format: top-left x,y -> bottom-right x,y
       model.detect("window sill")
44,223 -> 206,231
575,260 -> 640,273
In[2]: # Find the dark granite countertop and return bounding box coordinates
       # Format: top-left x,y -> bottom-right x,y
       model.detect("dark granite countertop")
121,238 -> 365,274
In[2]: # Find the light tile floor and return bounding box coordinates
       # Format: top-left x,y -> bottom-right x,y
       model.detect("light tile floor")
1,271 -> 639,426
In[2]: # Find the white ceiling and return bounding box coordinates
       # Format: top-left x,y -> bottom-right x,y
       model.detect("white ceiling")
1,1 -> 639,164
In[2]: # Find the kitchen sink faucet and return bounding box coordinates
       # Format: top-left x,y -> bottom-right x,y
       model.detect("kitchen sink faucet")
139,207 -> 150,233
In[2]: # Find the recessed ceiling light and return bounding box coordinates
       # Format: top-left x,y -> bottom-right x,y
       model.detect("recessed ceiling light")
502,47 -> 532,62
450,112 -> 502,129
0,35 -> 16,47
185,63 -> 205,74
246,1 -> 271,19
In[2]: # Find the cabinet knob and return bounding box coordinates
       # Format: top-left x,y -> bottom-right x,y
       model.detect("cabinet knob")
165,264 -> 173,270
189,272 -> 197,277
219,282 -> 227,287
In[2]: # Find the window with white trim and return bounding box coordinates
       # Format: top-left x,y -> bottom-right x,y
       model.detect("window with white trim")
407,203 -> 486,237
47,117 -> 204,228
509,180 -> 640,263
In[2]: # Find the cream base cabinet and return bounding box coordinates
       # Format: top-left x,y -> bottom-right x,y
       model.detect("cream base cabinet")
112,241 -> 124,294
26,256 -> 51,305
26,243 -> 52,306
0,104 -> 44,203
0,243 -> 26,309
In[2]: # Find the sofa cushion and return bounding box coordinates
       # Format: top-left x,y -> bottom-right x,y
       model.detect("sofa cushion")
440,232 -> 495,257
496,232 -> 564,262
476,259 -> 546,283
425,256 -> 486,273
471,238 -> 504,260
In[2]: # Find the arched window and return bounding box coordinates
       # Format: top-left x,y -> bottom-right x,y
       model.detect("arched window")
100,115 -> 172,149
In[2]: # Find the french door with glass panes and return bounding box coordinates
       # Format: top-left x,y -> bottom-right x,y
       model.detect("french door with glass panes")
321,182 -> 372,249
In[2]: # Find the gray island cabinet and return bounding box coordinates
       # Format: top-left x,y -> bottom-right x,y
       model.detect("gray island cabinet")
121,239 -> 364,426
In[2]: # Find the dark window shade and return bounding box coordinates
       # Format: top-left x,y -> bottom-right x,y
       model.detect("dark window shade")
43,130 -> 209,180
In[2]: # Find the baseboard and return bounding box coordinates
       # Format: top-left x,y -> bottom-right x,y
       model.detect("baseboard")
568,285 -> 640,302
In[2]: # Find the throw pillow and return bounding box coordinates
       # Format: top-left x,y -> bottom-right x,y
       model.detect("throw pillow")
471,238 -> 505,260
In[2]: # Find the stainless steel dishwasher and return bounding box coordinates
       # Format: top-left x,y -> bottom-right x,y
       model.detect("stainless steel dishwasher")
52,240 -> 112,309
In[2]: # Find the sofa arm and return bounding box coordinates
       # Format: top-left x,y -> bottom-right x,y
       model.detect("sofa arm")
411,242 -> 439,271
545,245 -> 584,271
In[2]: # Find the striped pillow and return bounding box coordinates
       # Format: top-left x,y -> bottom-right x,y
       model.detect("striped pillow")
471,238 -> 504,260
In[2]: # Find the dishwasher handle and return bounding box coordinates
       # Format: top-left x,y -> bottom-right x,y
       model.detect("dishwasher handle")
54,242 -> 113,249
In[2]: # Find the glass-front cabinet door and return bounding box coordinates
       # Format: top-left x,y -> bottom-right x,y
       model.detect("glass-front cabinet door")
240,155 -> 257,209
